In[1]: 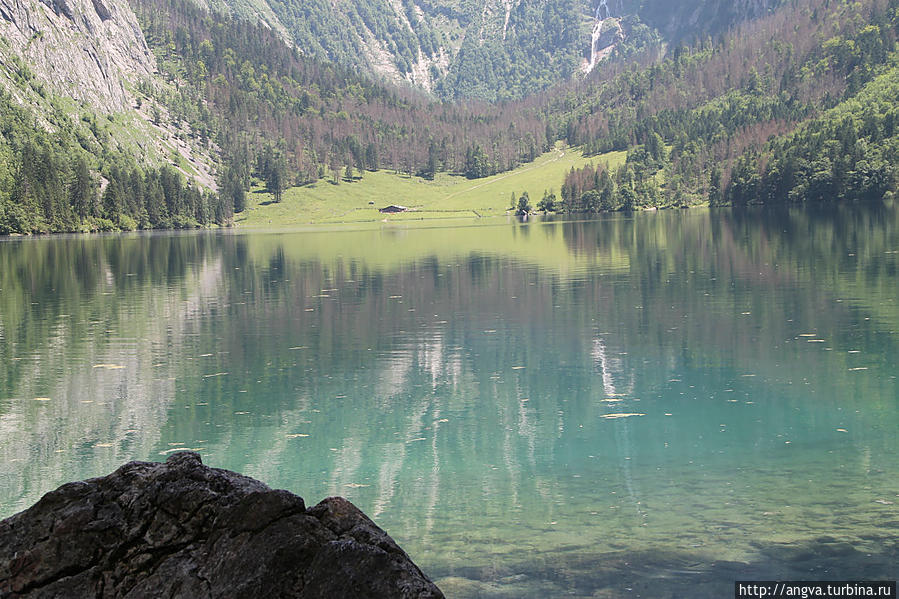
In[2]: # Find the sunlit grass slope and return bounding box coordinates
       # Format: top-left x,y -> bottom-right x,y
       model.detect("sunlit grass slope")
235,147 -> 626,228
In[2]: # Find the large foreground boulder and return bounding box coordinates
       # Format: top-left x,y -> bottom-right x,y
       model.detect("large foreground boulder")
0,452 -> 444,598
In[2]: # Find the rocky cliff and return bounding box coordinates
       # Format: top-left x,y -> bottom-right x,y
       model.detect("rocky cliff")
0,452 -> 444,598
0,0 -> 155,111
629,0 -> 779,43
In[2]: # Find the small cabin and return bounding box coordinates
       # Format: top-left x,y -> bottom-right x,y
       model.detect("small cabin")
379,205 -> 408,214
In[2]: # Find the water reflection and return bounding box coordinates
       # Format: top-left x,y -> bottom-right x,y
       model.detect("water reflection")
1,205 -> 897,597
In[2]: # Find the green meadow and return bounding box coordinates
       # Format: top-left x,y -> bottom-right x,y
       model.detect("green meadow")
235,147 -> 626,228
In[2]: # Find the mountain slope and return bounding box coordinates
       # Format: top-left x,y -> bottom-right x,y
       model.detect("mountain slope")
631,0 -> 780,44
553,0 -> 899,211
133,0 -> 549,182
0,0 -> 231,233
205,0 -> 786,100
0,0 -> 154,110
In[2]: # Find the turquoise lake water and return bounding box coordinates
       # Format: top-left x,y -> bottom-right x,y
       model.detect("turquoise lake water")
1,205 -> 897,597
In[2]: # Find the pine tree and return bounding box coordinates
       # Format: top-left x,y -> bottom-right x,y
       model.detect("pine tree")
267,153 -> 287,201
708,166 -> 723,206
69,157 -> 94,221
516,191 -> 532,215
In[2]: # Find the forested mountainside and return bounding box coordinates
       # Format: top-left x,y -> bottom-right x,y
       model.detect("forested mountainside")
206,0 -> 783,101
135,0 -> 549,207
0,0 -> 227,233
553,0 -> 899,211
207,0 -> 587,100
0,0 -> 897,235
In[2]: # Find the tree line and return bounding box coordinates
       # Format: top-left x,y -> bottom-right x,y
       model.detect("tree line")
0,86 -> 229,234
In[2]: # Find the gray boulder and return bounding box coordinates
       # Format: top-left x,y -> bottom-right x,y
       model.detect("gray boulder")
0,452 -> 443,599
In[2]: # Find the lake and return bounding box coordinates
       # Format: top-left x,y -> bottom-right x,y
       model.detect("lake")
1,205 -> 897,597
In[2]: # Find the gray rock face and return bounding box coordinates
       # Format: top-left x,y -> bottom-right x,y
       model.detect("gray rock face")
0,452 -> 444,599
0,0 -> 154,111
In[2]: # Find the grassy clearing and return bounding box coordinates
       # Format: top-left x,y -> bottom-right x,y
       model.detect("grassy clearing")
235,146 -> 627,228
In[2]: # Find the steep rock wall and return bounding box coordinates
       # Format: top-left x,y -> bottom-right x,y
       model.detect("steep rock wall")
0,0 -> 155,111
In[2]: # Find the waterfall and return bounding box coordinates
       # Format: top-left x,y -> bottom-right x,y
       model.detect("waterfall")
585,21 -> 601,73
584,0 -> 624,74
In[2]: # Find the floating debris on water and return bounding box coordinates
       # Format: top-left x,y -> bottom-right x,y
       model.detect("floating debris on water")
33,397 -> 51,401
601,413 -> 646,420
286,433 -> 309,439
511,366 -> 526,370
203,372 -> 229,378
345,483 -> 369,488
836,428 -> 848,433
874,499 -> 894,505
94,443 -> 114,448
93,364 -> 125,369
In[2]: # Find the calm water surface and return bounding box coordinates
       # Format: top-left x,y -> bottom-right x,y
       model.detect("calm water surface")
1,206 -> 897,597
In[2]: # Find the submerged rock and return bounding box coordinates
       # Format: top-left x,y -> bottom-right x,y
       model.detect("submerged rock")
0,452 -> 443,599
